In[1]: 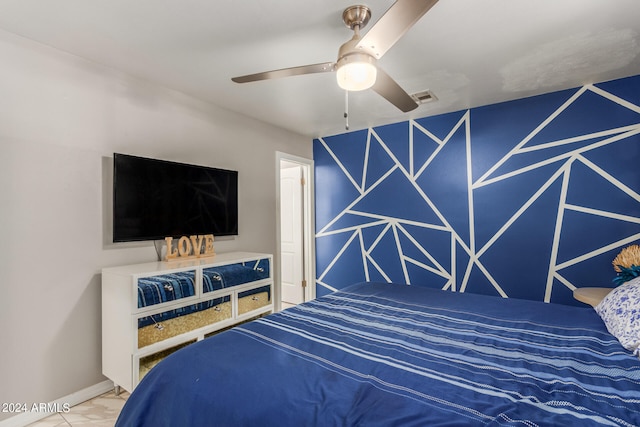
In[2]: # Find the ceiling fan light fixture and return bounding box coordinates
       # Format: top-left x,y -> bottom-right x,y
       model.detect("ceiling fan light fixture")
231,1 -> 439,112
336,53 -> 377,91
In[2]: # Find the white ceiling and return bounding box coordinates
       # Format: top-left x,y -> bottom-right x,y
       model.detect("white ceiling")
1,0 -> 639,138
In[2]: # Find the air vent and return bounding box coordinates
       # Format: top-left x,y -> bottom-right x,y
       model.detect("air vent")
411,90 -> 437,104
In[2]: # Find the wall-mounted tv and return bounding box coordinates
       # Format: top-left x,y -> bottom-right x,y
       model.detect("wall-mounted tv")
113,153 -> 238,242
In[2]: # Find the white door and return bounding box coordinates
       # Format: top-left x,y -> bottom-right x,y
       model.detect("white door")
280,163 -> 304,305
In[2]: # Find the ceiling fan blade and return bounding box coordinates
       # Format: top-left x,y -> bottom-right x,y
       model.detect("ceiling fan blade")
232,62 -> 336,83
357,0 -> 439,59
371,68 -> 418,112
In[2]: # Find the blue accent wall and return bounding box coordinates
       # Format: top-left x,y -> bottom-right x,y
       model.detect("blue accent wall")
313,75 -> 640,305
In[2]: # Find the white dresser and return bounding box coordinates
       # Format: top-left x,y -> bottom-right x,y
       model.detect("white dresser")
102,251 -> 273,392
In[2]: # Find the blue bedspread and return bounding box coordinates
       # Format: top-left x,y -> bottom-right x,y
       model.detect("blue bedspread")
117,282 -> 640,426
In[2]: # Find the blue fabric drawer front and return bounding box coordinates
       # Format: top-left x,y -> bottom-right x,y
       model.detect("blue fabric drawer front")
202,259 -> 269,293
137,271 -> 196,309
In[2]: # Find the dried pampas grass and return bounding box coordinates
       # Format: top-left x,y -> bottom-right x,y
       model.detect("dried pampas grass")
612,244 -> 640,271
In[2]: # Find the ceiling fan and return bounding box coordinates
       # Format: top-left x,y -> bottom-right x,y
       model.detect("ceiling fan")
231,0 -> 439,113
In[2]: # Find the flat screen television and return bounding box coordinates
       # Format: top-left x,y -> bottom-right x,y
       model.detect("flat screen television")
113,153 -> 238,242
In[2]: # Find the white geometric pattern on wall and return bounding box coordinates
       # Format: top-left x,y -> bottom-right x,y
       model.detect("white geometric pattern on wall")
314,75 -> 640,305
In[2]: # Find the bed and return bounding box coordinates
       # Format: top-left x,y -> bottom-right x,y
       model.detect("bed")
116,281 -> 640,426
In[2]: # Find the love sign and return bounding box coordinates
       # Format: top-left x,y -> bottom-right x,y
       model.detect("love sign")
165,234 -> 215,261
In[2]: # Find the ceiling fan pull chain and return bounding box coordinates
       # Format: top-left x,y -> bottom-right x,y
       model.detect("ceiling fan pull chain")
344,90 -> 349,130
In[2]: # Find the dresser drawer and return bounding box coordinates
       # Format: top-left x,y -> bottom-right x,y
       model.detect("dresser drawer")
138,340 -> 195,384
238,285 -> 272,316
202,258 -> 270,294
137,295 -> 232,348
137,270 -> 198,309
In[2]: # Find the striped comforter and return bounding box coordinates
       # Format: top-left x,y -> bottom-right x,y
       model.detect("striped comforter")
118,282 -> 640,426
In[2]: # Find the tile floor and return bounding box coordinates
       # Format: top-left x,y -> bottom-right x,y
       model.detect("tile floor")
26,390 -> 128,427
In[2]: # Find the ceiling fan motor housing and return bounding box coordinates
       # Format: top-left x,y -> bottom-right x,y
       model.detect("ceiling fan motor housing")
336,53 -> 377,91
336,36 -> 378,91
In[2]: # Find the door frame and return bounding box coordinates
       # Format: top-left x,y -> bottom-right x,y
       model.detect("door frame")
275,152 -> 316,311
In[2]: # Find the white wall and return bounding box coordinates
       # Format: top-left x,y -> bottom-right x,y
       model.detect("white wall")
0,28 -> 311,421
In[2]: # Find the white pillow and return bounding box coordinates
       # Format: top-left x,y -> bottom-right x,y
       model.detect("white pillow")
595,276 -> 640,356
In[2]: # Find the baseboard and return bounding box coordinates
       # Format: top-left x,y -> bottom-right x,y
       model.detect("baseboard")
0,380 -> 114,427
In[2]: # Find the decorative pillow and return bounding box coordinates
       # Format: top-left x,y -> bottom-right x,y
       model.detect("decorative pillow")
595,276 -> 640,356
